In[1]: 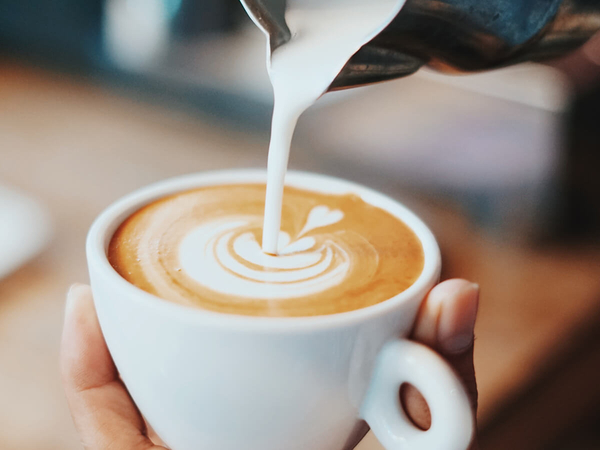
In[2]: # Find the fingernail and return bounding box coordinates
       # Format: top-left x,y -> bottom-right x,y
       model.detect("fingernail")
583,33 -> 600,66
443,334 -> 474,354
439,283 -> 479,354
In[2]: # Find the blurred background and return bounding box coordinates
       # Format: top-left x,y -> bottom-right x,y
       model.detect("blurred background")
0,1 -> 599,449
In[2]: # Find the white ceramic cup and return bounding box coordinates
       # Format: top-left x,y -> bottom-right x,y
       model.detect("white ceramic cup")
87,170 -> 474,450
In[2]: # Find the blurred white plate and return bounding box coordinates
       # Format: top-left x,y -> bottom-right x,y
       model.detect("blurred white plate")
0,185 -> 52,280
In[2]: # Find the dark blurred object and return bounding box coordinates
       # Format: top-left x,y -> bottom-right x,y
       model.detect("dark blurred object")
554,82 -> 600,241
0,0 -> 238,66
0,0 -> 104,67
232,0 -> 600,91
479,303 -> 600,450
336,0 -> 600,90
0,0 -> 269,128
172,0 -> 238,39
552,405 -> 600,450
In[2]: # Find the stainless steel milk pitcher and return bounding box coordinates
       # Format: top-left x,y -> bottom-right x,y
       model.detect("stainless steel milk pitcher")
240,0 -> 600,90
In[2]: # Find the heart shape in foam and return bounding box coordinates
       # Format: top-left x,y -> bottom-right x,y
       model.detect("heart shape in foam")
298,206 -> 344,238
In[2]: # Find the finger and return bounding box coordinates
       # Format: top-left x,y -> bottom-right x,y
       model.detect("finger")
414,279 -> 479,356
582,31 -> 600,66
401,279 -> 479,448
552,31 -> 600,90
60,284 -> 165,450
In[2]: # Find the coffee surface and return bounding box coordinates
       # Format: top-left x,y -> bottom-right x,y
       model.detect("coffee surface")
108,184 -> 423,317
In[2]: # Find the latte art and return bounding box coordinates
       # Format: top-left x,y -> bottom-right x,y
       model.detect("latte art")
180,207 -> 377,299
108,184 -> 423,317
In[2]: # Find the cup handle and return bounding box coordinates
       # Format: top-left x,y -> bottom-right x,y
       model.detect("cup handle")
360,339 -> 474,450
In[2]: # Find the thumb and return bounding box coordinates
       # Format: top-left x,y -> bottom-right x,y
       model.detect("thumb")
402,279 -> 479,448
60,284 -> 166,450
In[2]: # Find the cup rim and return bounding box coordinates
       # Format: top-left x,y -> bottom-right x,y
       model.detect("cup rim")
87,169 -> 441,331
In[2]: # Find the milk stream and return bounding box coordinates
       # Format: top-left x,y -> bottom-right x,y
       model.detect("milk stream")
261,0 -> 406,254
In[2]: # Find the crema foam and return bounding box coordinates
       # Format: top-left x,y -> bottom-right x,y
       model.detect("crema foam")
108,184 -> 423,317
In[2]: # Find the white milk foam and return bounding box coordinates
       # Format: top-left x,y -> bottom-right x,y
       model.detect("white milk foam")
262,0 -> 405,253
179,206 -> 352,299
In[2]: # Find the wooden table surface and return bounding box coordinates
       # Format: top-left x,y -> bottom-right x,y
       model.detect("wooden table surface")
1,61 -> 599,450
